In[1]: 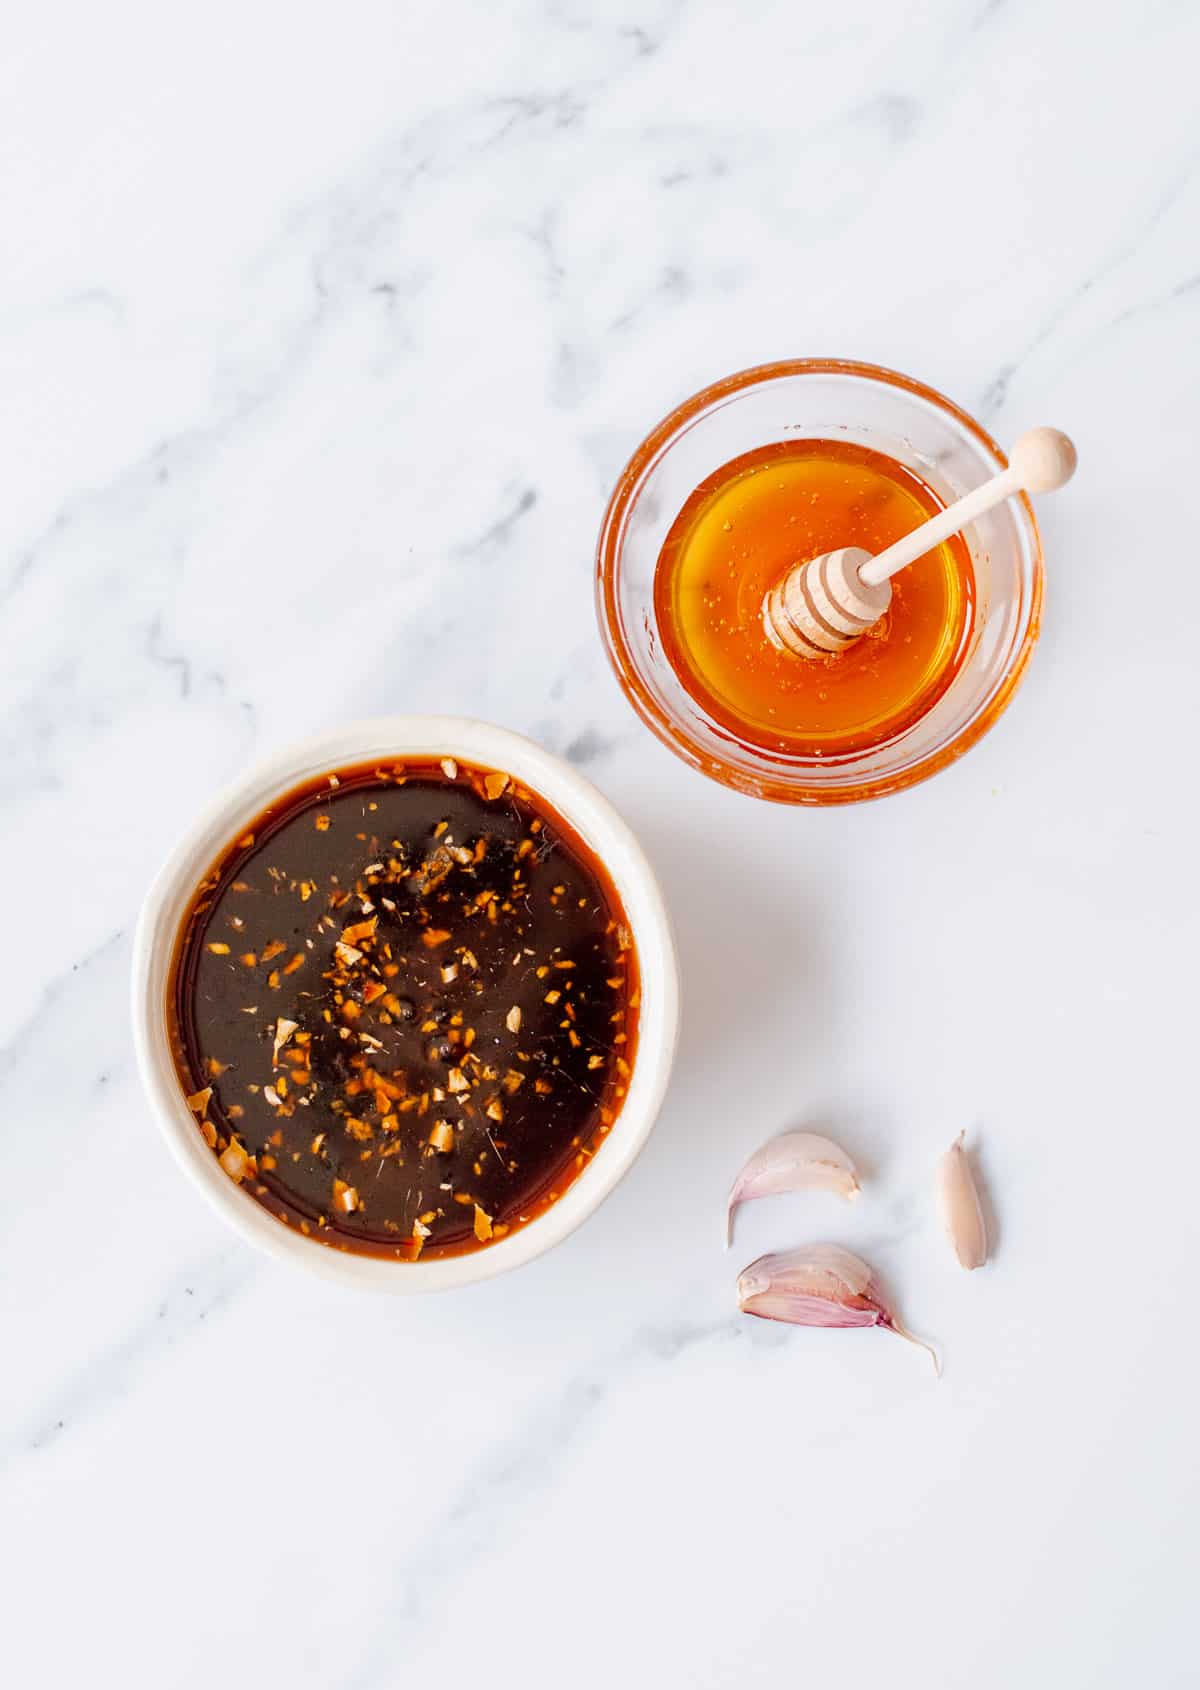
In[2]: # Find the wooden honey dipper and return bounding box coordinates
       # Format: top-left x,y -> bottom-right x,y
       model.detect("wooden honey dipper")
763,427 -> 1077,659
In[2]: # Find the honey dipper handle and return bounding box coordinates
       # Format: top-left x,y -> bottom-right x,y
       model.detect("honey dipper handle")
858,427 -> 1077,588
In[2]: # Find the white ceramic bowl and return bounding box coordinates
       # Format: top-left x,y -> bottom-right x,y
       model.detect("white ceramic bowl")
132,717 -> 679,1290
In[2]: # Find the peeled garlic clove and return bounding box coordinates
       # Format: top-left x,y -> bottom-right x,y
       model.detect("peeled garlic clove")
737,1244 -> 939,1372
726,1131 -> 859,1246
937,1132 -> 988,1270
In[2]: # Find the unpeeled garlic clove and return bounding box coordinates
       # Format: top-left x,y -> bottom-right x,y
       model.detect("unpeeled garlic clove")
937,1133 -> 988,1270
737,1244 -> 939,1372
727,1131 -> 859,1246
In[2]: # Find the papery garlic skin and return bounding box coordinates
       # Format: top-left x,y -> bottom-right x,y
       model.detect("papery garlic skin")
737,1244 -> 939,1372
937,1133 -> 988,1270
726,1132 -> 860,1246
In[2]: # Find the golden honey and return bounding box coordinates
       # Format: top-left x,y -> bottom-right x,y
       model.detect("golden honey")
653,438 -> 975,757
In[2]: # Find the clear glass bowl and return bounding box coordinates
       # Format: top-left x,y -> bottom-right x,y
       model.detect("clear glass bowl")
596,359 -> 1044,805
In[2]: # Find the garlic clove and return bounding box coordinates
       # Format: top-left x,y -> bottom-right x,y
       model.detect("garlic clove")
937,1132 -> 988,1270
737,1244 -> 939,1373
726,1131 -> 860,1246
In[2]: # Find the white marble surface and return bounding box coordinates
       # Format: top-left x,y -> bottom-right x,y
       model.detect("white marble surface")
3,2 -> 1197,1684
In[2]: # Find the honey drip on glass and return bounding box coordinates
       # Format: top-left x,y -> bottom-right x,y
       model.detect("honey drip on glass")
654,439 -> 975,757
